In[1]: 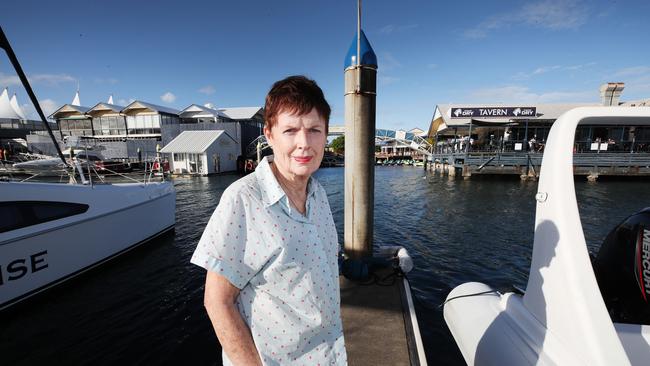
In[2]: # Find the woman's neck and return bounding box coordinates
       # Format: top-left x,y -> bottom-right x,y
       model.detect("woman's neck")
271,162 -> 308,194
271,162 -> 308,214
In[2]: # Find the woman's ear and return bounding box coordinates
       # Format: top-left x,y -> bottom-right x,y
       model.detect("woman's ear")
263,126 -> 273,147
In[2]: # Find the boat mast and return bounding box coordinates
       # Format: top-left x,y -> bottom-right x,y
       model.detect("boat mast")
0,26 -> 69,167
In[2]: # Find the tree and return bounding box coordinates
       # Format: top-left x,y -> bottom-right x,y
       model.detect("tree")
330,135 -> 345,154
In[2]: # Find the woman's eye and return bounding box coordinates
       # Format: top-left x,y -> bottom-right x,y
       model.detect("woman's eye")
283,128 -> 296,134
310,128 -> 322,133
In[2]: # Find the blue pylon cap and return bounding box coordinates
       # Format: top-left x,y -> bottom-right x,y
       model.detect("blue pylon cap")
344,29 -> 377,69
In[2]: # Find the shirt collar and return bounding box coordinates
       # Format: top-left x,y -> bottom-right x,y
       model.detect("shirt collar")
256,155 -> 318,208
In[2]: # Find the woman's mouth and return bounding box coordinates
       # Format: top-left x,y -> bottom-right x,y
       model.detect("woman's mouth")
293,156 -> 313,164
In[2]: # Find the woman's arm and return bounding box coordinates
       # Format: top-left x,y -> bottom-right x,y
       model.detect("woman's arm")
204,271 -> 263,366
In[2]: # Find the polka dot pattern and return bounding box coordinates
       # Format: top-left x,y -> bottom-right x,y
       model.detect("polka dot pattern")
191,156 -> 347,365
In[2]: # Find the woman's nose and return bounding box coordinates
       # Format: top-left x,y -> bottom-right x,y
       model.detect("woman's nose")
296,129 -> 309,148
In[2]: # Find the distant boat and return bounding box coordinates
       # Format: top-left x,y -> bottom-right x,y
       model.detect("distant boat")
12,148 -> 100,174
321,154 -> 344,167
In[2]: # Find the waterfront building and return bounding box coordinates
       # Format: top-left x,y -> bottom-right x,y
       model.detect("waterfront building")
160,130 -> 239,175
49,104 -> 92,138
41,92 -> 264,163
175,105 -> 264,158
427,83 -> 650,154
426,83 -> 650,179
122,100 -> 180,138
86,102 -> 127,137
378,128 -> 427,156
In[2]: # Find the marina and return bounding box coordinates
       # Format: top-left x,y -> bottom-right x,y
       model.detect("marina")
2,1 -> 650,365
3,166 -> 650,364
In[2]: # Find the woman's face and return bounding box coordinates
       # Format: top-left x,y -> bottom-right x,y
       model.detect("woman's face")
264,108 -> 327,179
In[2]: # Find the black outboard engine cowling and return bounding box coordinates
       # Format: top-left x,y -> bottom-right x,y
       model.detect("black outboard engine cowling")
593,207 -> 650,324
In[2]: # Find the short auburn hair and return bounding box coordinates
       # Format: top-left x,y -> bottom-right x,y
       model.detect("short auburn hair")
264,75 -> 330,133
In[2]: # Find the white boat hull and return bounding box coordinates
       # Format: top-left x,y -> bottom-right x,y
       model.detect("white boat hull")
0,181 -> 176,309
444,107 -> 650,365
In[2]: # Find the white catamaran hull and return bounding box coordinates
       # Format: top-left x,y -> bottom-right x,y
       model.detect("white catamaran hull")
0,181 -> 176,309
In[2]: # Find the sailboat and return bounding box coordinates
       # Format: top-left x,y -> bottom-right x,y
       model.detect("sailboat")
0,27 -> 176,310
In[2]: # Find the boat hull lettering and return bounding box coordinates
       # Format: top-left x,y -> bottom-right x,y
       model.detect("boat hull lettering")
0,250 -> 48,285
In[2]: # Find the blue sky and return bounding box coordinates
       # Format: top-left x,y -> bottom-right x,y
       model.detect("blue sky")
1,0 -> 649,131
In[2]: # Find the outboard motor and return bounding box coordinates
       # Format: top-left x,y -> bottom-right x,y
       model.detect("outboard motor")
593,207 -> 650,324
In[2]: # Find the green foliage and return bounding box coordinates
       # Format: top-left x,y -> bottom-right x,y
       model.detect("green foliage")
330,135 -> 345,153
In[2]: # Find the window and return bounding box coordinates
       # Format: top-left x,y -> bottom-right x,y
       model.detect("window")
0,201 -> 90,233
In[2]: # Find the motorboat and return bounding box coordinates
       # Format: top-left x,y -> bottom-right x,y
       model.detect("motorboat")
0,26 -> 176,310
12,148 -> 102,174
444,106 -> 650,365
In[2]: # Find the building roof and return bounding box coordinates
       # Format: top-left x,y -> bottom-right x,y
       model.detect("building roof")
122,100 -> 180,115
160,130 -> 236,153
0,88 -> 23,120
218,106 -> 263,120
86,102 -> 125,115
48,104 -> 91,119
179,104 -> 229,119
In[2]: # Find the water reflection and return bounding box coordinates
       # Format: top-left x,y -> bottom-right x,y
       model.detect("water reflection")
1,167 -> 649,365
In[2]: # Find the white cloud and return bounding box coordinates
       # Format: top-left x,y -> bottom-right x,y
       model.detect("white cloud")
0,72 -> 76,87
199,85 -> 216,95
29,74 -> 76,86
22,99 -> 59,119
380,52 -> 402,71
466,85 -> 594,104
464,0 -> 588,39
161,92 -> 176,103
378,76 -> 400,86
520,0 -> 588,30
0,72 -> 20,86
94,77 -> 118,85
512,62 -> 596,80
613,66 -> 650,78
532,65 -> 562,75
565,62 -> 596,70
379,24 -> 418,35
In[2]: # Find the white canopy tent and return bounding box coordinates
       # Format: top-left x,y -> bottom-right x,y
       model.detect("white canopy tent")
0,87 -> 23,120
10,93 -> 26,120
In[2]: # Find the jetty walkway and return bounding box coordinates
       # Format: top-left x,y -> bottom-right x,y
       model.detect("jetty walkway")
429,151 -> 650,180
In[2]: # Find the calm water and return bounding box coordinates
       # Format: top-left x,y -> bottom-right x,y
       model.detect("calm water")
2,167 -> 650,365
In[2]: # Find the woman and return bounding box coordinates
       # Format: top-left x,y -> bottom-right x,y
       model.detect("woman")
191,75 -> 347,365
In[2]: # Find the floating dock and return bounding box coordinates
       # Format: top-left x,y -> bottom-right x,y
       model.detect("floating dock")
340,267 -> 427,366
428,151 -> 650,180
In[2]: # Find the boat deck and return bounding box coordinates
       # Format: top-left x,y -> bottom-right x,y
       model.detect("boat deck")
340,267 -> 426,366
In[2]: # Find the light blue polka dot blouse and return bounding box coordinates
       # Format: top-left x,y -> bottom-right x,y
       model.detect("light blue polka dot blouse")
191,156 -> 347,365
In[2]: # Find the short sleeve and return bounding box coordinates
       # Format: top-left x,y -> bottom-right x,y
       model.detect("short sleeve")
190,186 -> 270,289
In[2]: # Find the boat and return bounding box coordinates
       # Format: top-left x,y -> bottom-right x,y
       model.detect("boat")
12,148 -> 134,176
12,148 -> 100,174
0,179 -> 175,310
0,26 -> 176,310
444,106 -> 650,365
